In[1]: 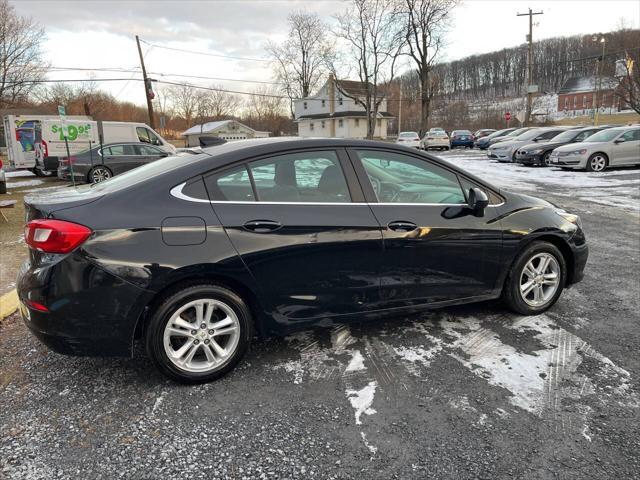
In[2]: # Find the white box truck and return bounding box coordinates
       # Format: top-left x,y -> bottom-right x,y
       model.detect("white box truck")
35,120 -> 176,173
2,114 -> 91,175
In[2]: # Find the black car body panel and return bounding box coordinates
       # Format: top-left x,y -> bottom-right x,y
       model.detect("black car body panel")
18,138 -> 588,357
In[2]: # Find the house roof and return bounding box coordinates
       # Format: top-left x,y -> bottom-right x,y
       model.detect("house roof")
181,120 -> 257,136
558,76 -> 618,94
297,111 -> 394,121
335,80 -> 377,98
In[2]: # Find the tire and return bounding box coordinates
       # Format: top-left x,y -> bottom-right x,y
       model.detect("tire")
542,151 -> 552,167
88,165 -> 113,183
0,181 -> 6,195
145,284 -> 252,384
502,241 -> 567,315
586,153 -> 608,172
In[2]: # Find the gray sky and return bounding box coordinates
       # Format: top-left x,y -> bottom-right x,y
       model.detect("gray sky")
11,0 -> 640,105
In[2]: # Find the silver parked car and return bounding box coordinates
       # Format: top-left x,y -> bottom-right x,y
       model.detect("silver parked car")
549,126 -> 640,171
488,127 -> 572,163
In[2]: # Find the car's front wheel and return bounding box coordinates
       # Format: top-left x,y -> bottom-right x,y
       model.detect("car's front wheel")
502,241 -> 566,315
542,151 -> 552,166
146,284 -> 252,383
586,153 -> 608,172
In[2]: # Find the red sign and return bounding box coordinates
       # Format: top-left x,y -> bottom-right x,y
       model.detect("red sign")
505,111 -> 511,121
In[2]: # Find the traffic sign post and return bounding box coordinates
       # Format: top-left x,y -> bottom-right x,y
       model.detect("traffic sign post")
59,105 -> 76,187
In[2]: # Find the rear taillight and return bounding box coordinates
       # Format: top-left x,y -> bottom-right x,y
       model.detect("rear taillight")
24,219 -> 92,254
0,158 -> 3,169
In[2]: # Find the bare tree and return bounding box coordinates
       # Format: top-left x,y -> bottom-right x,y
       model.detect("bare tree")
165,84 -> 200,126
615,52 -> 640,114
0,0 -> 47,107
401,0 -> 457,135
333,0 -> 405,139
196,85 -> 241,119
266,11 -> 332,116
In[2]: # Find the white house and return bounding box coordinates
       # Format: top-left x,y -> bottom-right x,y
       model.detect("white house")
294,76 -> 393,139
181,120 -> 270,147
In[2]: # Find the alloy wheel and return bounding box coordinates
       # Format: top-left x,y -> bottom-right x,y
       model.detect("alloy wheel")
590,155 -> 607,172
91,167 -> 112,183
519,253 -> 560,307
162,298 -> 241,373
543,152 -> 552,166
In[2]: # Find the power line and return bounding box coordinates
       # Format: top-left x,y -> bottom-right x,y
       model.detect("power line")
138,37 -> 271,63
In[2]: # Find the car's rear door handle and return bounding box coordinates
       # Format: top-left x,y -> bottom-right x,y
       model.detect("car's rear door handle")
243,220 -> 282,233
387,221 -> 417,232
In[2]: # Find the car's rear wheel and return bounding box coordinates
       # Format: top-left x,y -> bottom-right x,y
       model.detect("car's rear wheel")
502,241 -> 566,315
586,153 -> 608,172
146,284 -> 252,383
89,166 -> 112,183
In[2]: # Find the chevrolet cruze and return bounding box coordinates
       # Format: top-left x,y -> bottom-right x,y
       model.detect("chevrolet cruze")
18,138 -> 588,383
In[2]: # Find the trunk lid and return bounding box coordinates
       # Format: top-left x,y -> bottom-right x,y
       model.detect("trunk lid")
24,185 -> 103,222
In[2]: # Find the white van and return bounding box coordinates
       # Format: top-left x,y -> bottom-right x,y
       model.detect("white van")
2,114 -> 91,175
35,120 -> 176,173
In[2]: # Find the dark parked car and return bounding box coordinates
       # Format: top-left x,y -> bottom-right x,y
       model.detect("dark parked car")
19,138 -> 588,383
515,126 -> 610,167
475,128 -> 517,149
58,142 -> 168,184
450,130 -> 475,149
473,129 -> 496,141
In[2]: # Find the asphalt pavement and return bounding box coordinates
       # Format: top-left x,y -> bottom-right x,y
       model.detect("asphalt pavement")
1,150 -> 639,479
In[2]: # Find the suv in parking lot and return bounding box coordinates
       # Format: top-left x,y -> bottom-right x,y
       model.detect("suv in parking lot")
19,138 -> 588,383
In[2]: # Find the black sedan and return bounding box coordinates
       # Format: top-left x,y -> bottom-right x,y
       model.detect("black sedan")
58,142 -> 168,184
18,138 -> 588,383
515,126 -> 610,167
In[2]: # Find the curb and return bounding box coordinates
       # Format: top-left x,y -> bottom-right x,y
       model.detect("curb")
0,289 -> 19,320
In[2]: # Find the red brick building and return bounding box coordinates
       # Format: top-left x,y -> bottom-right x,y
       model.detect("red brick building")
557,76 -> 622,114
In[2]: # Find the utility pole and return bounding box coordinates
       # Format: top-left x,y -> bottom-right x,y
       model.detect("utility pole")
398,85 -> 403,134
517,9 -> 543,126
136,35 -> 155,129
593,36 -> 606,126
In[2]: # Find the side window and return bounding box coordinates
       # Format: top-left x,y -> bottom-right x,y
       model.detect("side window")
205,165 -> 255,202
621,130 -> 640,141
147,129 -> 161,145
356,150 -> 466,204
249,151 -> 350,203
107,145 -> 135,155
137,145 -> 163,155
136,127 -> 151,144
574,131 -> 590,142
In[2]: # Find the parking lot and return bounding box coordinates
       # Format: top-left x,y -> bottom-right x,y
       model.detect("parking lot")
1,150 -> 639,479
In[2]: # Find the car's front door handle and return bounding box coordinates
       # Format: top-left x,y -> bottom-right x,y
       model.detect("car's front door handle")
387,221 -> 418,232
243,220 -> 282,233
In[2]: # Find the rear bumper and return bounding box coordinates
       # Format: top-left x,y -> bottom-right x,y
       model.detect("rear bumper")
451,140 -> 474,148
17,253 -> 152,357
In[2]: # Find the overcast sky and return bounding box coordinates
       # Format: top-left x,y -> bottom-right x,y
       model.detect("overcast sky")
11,0 -> 640,106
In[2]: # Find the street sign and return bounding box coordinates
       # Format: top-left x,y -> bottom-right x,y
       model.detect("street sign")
505,112 -> 511,121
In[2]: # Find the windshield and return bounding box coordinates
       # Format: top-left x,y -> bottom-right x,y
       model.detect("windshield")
551,130 -> 581,143
585,129 -> 624,143
453,130 -> 471,135
513,129 -> 546,141
506,128 -> 530,138
486,129 -> 511,139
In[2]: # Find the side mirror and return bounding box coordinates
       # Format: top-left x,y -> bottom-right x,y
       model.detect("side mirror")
614,138 -> 626,144
468,187 -> 489,217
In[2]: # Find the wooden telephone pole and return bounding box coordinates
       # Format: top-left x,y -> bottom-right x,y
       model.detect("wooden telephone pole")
517,9 -> 543,126
136,35 -> 155,129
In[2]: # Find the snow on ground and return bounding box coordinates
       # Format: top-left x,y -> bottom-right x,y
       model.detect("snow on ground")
439,149 -> 640,212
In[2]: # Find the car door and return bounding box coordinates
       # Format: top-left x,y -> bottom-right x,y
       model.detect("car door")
102,144 -> 136,175
135,144 -> 166,165
203,148 -> 384,324
613,129 -> 640,165
348,148 -> 504,308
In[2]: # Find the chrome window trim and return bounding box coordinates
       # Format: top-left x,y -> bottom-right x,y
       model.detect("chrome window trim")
170,182 -> 504,207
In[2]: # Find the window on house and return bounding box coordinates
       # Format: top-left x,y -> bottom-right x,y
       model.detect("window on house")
304,102 -> 308,110
338,119 -> 344,128
310,123 -> 314,131
377,119 -> 381,127
564,97 -> 569,110
338,97 -> 343,106
573,96 -> 577,109
355,119 -> 360,127
321,100 -> 326,107
321,121 -> 325,128
583,95 -> 587,108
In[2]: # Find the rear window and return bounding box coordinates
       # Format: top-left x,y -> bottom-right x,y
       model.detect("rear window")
399,132 -> 419,138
